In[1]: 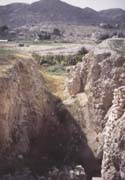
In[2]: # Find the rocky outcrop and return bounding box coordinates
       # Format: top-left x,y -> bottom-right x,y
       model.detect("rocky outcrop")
66,38 -> 125,131
101,86 -> 125,180
66,38 -> 125,179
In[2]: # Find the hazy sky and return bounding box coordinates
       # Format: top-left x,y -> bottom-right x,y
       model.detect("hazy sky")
0,0 -> 124,10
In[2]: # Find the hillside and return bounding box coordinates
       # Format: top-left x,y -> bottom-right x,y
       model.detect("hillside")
99,8 -> 125,25
0,0 -> 104,27
0,0 -> 125,29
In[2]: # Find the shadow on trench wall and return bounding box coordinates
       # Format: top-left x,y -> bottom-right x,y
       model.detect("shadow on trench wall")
28,97 -> 101,180
0,95 -> 101,180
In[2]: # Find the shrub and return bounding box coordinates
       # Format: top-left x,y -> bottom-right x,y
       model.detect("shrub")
98,33 -> 109,40
78,47 -> 88,55
53,28 -> 61,36
48,65 -> 65,75
32,53 -> 41,62
38,31 -> 51,40
18,43 -> 24,47
0,25 -> 9,33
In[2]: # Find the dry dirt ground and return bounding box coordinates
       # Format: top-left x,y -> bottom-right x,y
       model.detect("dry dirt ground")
0,40 -> 96,55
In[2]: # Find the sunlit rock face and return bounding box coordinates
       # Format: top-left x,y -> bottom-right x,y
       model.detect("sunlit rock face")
66,39 -> 125,179
66,38 -> 125,131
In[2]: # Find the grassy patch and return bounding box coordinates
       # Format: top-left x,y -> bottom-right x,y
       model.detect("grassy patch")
0,48 -> 14,59
47,65 -> 65,75
0,48 -> 12,55
41,69 -> 65,100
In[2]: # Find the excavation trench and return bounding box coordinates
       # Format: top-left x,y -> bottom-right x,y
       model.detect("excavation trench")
0,57 -> 101,180
0,99 -> 101,180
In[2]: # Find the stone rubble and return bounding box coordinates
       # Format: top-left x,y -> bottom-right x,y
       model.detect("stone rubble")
101,86 -> 125,180
1,165 -> 87,180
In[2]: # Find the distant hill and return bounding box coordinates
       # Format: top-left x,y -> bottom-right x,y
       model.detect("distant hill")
99,8 -> 125,25
0,0 -> 124,28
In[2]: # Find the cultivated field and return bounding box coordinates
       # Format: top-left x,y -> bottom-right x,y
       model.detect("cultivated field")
0,40 -> 96,56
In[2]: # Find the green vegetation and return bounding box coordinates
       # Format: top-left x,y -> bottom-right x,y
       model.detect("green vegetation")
0,48 -> 14,57
47,65 -> 65,75
53,28 -> 61,36
32,46 -> 88,66
0,25 -> 9,33
38,31 -> 51,40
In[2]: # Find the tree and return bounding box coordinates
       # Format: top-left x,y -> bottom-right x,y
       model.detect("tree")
38,31 -> 51,40
0,25 -> 9,33
53,28 -> 61,36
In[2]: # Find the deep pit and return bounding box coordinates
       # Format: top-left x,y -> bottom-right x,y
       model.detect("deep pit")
0,56 -> 101,180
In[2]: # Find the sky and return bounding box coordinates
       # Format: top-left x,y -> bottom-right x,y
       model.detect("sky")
0,0 -> 124,10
